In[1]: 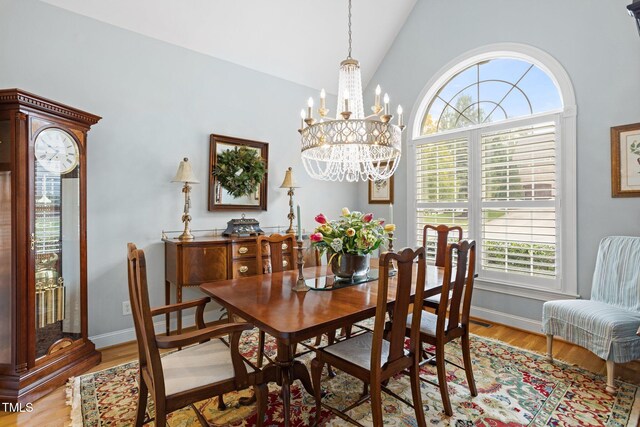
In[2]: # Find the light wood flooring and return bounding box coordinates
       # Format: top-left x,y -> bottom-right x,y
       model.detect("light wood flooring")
1,319 -> 639,427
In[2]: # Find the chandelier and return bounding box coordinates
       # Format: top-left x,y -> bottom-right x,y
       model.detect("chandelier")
299,0 -> 404,182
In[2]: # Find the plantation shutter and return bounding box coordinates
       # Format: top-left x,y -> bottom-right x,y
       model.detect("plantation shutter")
415,137 -> 469,262
480,123 -> 557,279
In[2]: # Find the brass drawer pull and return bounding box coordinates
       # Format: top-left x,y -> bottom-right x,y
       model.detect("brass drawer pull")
239,265 -> 249,273
238,247 -> 249,254
282,243 -> 288,250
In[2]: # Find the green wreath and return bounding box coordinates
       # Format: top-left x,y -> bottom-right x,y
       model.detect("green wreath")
213,147 -> 266,198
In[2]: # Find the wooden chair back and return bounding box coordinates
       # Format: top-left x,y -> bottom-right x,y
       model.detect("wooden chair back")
422,224 -> 463,267
437,240 -> 476,335
374,247 -> 426,371
126,243 -> 165,397
256,233 -> 297,274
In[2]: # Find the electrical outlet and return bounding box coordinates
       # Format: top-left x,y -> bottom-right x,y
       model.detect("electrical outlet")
122,301 -> 132,316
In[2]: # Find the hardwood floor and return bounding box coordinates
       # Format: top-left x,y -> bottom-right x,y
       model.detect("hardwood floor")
1,318 -> 638,427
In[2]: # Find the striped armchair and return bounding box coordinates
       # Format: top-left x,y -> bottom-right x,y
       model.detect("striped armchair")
542,236 -> 640,392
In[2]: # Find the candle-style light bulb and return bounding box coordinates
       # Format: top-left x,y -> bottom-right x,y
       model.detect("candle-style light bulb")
375,84 -> 381,107
307,97 -> 314,120
343,89 -> 350,113
397,105 -> 403,127
383,93 -> 390,115
300,108 -> 306,128
320,88 -> 326,110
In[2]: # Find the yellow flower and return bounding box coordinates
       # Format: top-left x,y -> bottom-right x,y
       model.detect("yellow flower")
341,207 -> 351,216
319,224 -> 333,234
384,223 -> 396,232
346,228 -> 356,237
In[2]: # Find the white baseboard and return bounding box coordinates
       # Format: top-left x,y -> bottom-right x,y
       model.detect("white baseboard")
89,311 -> 223,349
470,306 -> 542,334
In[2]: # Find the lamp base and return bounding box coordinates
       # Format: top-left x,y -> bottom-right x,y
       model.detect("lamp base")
178,229 -> 194,241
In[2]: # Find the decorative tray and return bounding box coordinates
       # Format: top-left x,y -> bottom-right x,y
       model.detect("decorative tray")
306,269 -> 379,291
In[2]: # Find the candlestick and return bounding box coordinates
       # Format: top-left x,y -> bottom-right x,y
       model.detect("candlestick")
320,88 -> 326,110
300,109 -> 306,130
297,204 -> 302,239
397,105 -> 404,127
343,89 -> 350,113
389,202 -> 394,225
383,93 -> 390,115
292,239 -> 311,292
387,231 -> 397,276
307,97 -> 314,121
375,85 -> 381,108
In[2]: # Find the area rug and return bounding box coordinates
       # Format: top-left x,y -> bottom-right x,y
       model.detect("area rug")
69,328 -> 640,426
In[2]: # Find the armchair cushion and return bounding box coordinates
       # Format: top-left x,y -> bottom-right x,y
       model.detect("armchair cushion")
162,339 -> 254,396
542,299 -> 640,363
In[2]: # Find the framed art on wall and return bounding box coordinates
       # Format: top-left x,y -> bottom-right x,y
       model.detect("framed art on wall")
368,172 -> 394,204
611,123 -> 640,197
209,134 -> 269,211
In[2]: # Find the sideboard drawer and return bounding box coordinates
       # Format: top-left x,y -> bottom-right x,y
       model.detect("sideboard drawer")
231,260 -> 259,278
182,245 -> 228,284
231,242 -> 258,259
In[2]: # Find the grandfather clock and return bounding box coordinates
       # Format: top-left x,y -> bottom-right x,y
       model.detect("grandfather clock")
0,89 -> 101,404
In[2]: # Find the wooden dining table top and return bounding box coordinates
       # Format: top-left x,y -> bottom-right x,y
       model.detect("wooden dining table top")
199,260 -> 445,345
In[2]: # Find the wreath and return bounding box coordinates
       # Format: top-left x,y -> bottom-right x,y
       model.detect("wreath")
213,147 -> 266,198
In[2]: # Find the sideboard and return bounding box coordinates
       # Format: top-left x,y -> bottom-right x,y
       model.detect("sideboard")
163,235 -> 296,335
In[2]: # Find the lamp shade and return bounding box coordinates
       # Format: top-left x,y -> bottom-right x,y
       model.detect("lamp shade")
279,167 -> 299,189
172,157 -> 199,183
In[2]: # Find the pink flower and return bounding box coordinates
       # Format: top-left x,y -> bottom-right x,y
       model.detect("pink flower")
310,233 -> 323,242
315,214 -> 327,224
363,213 -> 374,223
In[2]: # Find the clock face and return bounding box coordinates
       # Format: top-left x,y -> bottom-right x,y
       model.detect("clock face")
34,129 -> 79,174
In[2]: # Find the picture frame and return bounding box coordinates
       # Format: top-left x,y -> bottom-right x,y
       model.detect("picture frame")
208,134 -> 269,211
368,172 -> 394,204
611,123 -> 640,197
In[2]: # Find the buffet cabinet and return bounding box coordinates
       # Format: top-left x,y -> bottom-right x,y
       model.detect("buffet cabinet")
163,236 -> 294,334
0,89 -> 101,404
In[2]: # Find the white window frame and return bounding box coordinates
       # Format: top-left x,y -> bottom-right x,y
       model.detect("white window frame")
407,43 -> 578,301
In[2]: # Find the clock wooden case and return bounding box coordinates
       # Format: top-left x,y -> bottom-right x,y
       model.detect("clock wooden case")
0,89 -> 101,404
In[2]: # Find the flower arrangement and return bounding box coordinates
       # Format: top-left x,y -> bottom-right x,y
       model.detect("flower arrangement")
309,207 -> 395,256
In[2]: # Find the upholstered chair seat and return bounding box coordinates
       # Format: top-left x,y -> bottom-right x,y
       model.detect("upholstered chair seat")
161,340 -> 256,396
406,312 -> 450,338
543,300 -> 640,363
323,332 -> 408,370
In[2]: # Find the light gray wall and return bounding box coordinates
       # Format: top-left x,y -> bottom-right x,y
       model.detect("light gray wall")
0,0 -> 357,338
361,0 -> 640,322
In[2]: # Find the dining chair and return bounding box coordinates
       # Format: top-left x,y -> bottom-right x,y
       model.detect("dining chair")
543,236 -> 640,392
311,248 -> 427,427
255,233 -> 298,367
407,239 -> 477,416
422,224 -> 463,310
126,243 -> 268,427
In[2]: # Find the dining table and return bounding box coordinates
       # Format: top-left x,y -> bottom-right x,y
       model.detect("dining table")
199,259 -> 447,427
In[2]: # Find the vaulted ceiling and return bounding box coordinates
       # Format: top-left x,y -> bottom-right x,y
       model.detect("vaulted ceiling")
39,0 -> 417,93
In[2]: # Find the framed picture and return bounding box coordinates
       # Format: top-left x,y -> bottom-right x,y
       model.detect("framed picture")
368,173 -> 394,204
208,134 -> 269,211
611,123 -> 640,197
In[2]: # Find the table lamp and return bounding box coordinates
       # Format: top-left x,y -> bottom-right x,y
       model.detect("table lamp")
279,167 -> 300,234
172,157 -> 199,241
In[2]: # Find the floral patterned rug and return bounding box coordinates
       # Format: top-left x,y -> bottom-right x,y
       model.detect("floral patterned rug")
69,327 -> 640,426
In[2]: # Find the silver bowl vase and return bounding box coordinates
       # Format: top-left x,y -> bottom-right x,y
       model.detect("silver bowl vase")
330,253 -> 370,280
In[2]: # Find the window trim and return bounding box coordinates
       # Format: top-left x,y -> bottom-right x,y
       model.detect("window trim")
407,43 -> 577,300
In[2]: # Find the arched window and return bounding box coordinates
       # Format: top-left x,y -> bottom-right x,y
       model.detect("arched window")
409,44 -> 577,297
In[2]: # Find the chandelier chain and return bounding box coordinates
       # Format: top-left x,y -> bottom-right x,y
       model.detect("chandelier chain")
347,0 -> 352,59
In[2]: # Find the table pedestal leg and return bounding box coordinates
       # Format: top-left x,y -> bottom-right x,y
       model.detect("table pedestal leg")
261,340 -> 315,427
